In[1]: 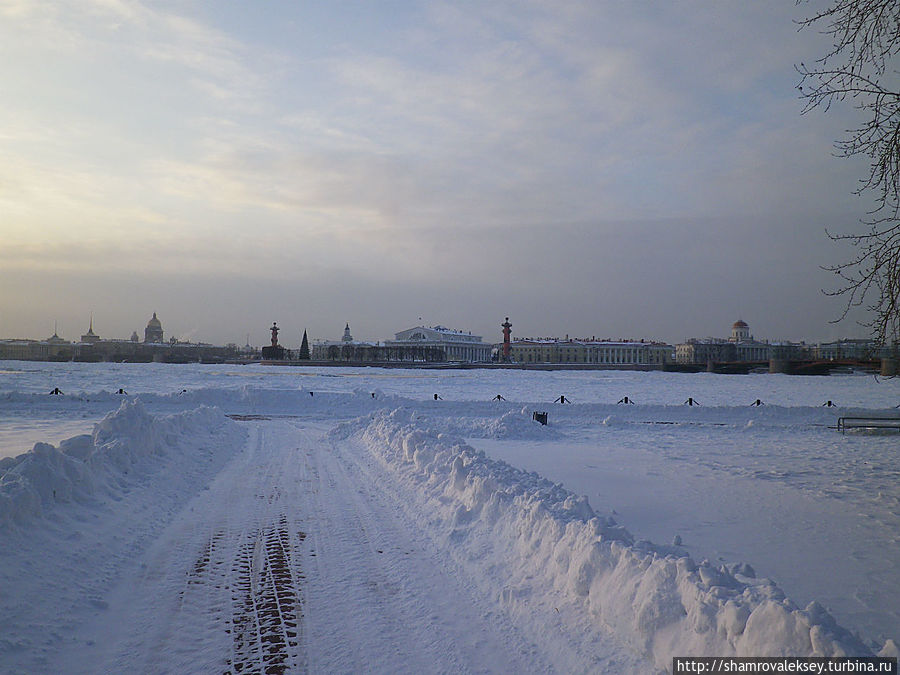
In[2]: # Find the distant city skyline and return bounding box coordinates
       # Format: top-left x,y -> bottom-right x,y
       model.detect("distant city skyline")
0,2 -> 876,347
0,312 -> 868,351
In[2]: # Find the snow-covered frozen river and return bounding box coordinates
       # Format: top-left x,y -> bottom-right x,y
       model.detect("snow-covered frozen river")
3,360 -> 899,458
1,361 -> 898,672
4,359 -> 900,405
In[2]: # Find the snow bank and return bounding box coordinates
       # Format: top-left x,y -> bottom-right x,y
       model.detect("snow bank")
0,400 -> 248,671
0,399 -> 244,528
343,408 -> 883,670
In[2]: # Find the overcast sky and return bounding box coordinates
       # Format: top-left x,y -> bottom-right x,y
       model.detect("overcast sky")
0,1 -> 878,347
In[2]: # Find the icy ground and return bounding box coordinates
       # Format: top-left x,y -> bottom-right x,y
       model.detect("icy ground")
1,362 -> 899,673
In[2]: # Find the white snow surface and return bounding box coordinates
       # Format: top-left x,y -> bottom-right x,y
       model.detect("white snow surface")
339,408 -> 874,671
1,361 -> 899,673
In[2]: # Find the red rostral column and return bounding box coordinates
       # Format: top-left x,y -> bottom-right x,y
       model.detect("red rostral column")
501,317 -> 512,361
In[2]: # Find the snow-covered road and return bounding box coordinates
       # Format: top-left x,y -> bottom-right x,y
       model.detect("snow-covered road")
305,418 -> 538,673
60,419 -> 312,674
305,417 -> 632,674
11,416 -> 648,673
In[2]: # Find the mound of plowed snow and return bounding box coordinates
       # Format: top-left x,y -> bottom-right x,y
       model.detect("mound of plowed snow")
341,408 -> 895,669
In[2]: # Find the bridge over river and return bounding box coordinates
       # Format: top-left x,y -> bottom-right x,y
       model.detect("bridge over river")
694,358 -> 885,375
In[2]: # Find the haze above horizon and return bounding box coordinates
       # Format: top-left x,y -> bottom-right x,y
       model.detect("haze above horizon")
0,1 -> 874,347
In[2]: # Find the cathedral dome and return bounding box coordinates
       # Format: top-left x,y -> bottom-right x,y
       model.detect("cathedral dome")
731,319 -> 751,342
144,312 -> 164,343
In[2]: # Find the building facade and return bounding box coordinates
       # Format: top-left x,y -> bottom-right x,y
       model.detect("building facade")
313,324 -> 490,363
387,325 -> 492,363
675,339 -> 736,365
676,320 -> 771,365
814,338 -> 882,360
509,338 -> 673,365
312,323 -> 382,362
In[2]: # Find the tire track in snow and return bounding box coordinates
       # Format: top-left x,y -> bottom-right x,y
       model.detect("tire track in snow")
222,424 -> 310,674
227,514 -> 306,675
59,422 -> 313,674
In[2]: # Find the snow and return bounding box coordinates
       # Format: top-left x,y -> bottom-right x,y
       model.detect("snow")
0,361 -> 898,672
0,399 -> 247,672
342,408 -> 877,670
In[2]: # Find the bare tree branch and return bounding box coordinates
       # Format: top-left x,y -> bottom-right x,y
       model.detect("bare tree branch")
797,0 -> 900,345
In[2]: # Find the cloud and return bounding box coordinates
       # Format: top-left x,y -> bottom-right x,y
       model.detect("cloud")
0,1 -> 877,344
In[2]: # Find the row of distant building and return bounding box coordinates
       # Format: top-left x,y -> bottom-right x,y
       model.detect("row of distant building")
0,315 -> 887,366
0,313 -> 234,363
311,319 -> 885,366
